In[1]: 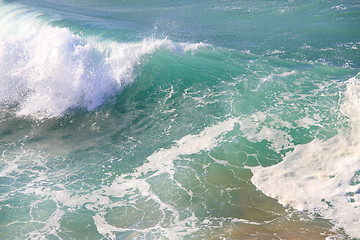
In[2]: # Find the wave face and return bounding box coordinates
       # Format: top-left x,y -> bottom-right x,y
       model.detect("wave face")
1,1 -> 360,239
0,3 -> 205,119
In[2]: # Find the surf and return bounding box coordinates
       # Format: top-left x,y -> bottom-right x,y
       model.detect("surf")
0,2 -> 208,119
1,1 -> 360,239
251,73 -> 360,238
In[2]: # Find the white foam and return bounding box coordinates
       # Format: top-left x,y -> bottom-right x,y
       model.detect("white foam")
296,116 -> 321,129
0,2 -> 208,119
238,113 -> 294,153
331,5 -> 347,11
257,70 -> 297,89
20,118 -> 238,239
137,118 -> 238,176
251,73 -> 360,238
97,118 -> 238,238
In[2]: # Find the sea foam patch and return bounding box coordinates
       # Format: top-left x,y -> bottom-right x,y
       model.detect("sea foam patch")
251,74 -> 360,238
15,117 -> 238,239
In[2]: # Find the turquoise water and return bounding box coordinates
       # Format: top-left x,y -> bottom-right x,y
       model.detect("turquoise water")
0,0 -> 360,239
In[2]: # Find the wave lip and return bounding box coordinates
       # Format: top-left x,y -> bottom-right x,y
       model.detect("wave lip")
0,2 -> 209,119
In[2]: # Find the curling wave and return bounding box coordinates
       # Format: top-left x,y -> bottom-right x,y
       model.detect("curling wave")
0,2 -> 207,119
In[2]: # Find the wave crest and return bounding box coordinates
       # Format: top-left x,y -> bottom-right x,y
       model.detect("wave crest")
0,2 -> 207,119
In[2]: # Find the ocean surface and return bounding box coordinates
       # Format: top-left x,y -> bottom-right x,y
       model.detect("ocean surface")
0,0 -> 360,239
